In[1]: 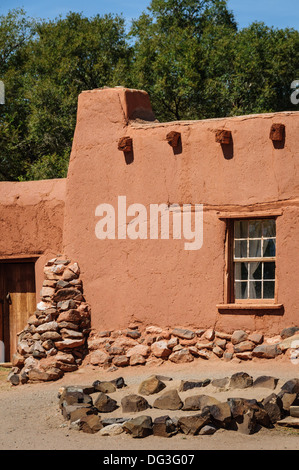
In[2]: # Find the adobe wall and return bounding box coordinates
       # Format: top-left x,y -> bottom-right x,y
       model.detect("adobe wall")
0,179 -> 66,296
62,87 -> 299,336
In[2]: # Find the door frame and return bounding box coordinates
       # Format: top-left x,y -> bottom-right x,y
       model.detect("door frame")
0,256 -> 38,364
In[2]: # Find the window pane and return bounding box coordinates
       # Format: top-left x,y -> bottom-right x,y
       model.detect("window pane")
249,239 -> 261,257
263,220 -> 276,237
234,220 -> 248,239
235,281 -> 248,299
235,240 -> 247,258
263,239 -> 276,257
263,281 -> 275,299
264,262 -> 275,280
235,262 -> 248,280
249,262 -> 262,280
249,281 -> 262,299
249,220 -> 262,238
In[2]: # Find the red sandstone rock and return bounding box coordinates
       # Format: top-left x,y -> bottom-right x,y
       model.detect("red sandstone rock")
129,354 -> 146,366
169,349 -> 194,363
167,337 -> 179,349
112,355 -> 129,367
28,367 -> 63,382
126,344 -> 150,358
248,333 -> 264,344
146,326 -> 163,335
62,268 -> 79,282
180,337 -> 198,347
57,310 -> 81,323
203,329 -> 215,341
88,350 -> 109,365
233,341 -> 255,353
151,340 -> 171,358
55,338 -> 85,350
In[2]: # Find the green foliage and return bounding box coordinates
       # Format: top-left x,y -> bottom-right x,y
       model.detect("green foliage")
0,9 -> 132,181
0,3 -> 298,181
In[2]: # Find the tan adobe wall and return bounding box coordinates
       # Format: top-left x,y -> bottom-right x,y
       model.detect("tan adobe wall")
62,87 -> 299,336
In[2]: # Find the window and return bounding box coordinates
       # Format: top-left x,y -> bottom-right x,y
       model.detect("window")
234,219 -> 276,301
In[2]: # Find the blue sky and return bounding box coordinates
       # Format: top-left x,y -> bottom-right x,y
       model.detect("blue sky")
0,0 -> 298,30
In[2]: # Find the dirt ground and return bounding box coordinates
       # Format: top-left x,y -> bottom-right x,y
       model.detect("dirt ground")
1,357 -> 299,452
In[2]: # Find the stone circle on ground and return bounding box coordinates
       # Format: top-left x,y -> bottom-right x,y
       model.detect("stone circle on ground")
57,373 -> 299,437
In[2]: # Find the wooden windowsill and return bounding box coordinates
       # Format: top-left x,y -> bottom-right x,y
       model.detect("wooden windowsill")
217,209 -> 283,219
217,303 -> 284,313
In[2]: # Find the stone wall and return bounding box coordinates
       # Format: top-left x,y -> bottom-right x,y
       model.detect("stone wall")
9,257 -> 91,385
85,324 -> 299,371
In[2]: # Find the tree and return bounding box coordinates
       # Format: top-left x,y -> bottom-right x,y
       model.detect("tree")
129,0 -> 298,121
129,0 -> 237,121
0,9 -> 36,180
227,23 -> 299,115
0,10 -> 132,181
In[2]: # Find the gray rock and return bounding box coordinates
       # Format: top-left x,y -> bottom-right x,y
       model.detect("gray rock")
53,288 -> 83,302
277,391 -> 299,412
101,417 -> 130,426
153,389 -> 183,410
138,375 -> 166,395
79,414 -> 102,434
227,397 -> 271,428
61,402 -> 97,421
252,376 -> 278,389
59,390 -> 93,408
8,372 -> 20,386
211,377 -> 230,391
179,379 -> 210,392
178,409 -> 211,435
229,372 -> 253,389
171,328 -> 196,340
153,415 -> 178,437
281,379 -> 299,394
121,394 -> 149,413
110,377 -> 126,389
262,393 -> 283,423
281,326 -> 299,340
231,330 -> 248,345
123,416 -> 153,438
223,352 -> 233,361
93,380 -> 117,393
209,402 -> 232,428
183,395 -> 221,411
199,424 -> 218,435
234,409 -> 256,434
252,344 -> 281,359
126,330 -> 141,339
94,392 -> 118,413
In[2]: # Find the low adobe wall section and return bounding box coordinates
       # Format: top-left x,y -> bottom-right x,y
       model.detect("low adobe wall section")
0,179 -> 66,295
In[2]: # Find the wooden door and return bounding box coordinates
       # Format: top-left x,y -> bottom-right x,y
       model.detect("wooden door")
0,261 -> 36,362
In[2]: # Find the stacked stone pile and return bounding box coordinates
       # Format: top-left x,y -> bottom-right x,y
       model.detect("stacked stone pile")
86,325 -> 299,370
58,374 -> 299,436
8,257 -> 91,385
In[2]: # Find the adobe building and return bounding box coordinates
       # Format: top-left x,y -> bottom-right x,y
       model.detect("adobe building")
1,87 -> 299,377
